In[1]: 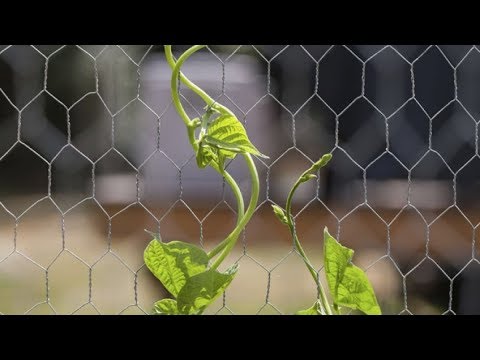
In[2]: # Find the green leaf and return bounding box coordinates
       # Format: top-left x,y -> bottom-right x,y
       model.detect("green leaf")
323,228 -> 381,315
204,136 -> 243,153
177,265 -> 238,314
153,299 -> 180,315
206,114 -> 268,159
144,239 -> 209,297
296,300 -> 325,315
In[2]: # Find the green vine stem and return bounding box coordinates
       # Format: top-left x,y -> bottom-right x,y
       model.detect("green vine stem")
165,45 -> 214,110
166,45 -> 259,266
274,153 -> 381,315
146,46 -> 380,315
165,45 -> 235,118
209,153 -> 259,269
165,45 -> 245,252
284,156 -> 333,315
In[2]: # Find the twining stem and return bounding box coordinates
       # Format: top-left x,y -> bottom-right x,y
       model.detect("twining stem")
165,45 -> 235,118
168,45 -> 206,146
167,45 -> 259,264
165,45 -> 212,107
209,153 -> 259,269
166,45 -> 245,233
221,171 -> 244,224
285,172 -> 333,315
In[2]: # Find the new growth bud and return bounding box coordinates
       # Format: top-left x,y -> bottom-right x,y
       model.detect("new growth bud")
272,204 -> 289,225
190,118 -> 201,128
311,153 -> 333,171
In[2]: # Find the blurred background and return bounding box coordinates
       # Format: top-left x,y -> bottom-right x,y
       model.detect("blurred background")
1,45 -> 480,314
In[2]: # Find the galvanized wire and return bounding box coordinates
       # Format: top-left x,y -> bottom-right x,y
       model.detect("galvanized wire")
0,45 -> 478,315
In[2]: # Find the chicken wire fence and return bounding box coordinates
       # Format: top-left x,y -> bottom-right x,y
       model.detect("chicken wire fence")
1,45 -> 480,315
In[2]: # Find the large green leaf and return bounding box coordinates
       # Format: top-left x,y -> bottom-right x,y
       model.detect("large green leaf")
144,239 -> 209,297
296,300 -> 325,315
177,265 -> 238,314
153,299 -> 180,315
323,228 -> 381,315
206,114 -> 267,159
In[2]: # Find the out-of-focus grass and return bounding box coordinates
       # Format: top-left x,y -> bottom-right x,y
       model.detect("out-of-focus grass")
0,195 -> 444,314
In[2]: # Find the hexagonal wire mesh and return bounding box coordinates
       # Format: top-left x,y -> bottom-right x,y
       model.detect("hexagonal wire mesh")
0,45 -> 479,315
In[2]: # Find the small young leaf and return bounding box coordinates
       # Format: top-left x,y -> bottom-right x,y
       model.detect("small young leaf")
299,173 -> 317,183
271,204 -> 289,225
144,239 -> 209,297
324,228 -> 381,315
196,143 -> 218,169
153,299 -> 180,315
177,266 -> 238,314
296,300 -> 325,315
207,114 -> 268,159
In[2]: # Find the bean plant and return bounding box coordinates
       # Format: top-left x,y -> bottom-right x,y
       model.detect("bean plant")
272,156 -> 381,315
143,45 -> 381,315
